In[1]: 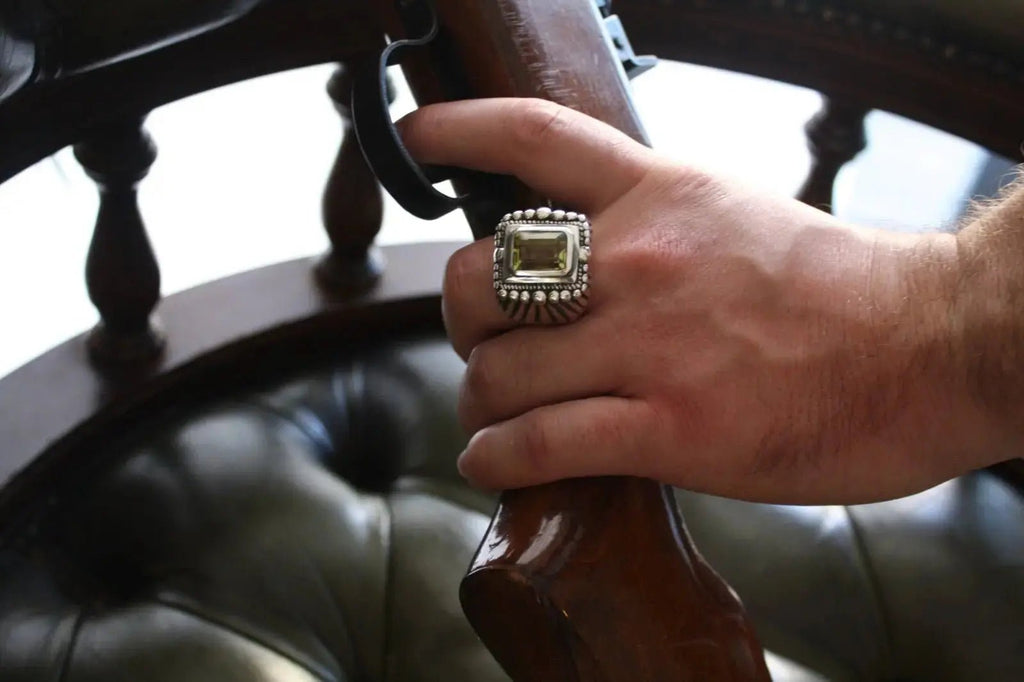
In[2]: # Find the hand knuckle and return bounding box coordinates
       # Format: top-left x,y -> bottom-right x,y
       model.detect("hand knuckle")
649,163 -> 725,209
443,246 -> 477,300
605,242 -> 652,279
456,376 -> 477,434
520,417 -> 555,472
510,99 -> 570,150
463,345 -> 502,412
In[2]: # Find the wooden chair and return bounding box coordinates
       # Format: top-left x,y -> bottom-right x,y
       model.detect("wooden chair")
0,1 -> 1021,680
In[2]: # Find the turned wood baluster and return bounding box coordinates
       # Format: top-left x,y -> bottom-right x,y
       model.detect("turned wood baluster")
380,0 -> 772,679
74,118 -> 164,369
316,65 -> 395,293
797,97 -> 870,213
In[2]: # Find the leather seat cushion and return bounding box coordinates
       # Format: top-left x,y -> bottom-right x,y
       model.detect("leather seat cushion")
0,336 -> 1021,681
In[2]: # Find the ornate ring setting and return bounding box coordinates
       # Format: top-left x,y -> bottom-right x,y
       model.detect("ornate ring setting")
493,208 -> 591,324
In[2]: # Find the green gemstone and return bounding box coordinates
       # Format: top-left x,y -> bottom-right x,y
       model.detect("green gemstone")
510,230 -> 568,275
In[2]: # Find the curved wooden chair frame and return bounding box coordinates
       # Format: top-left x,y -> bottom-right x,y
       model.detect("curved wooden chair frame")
1,0 -> 1021,680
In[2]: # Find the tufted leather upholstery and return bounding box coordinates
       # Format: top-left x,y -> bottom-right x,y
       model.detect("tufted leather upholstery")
679,479 -> 1024,680
0,335 -> 1020,681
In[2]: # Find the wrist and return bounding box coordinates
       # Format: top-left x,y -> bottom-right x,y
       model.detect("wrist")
802,219 -> 1008,485
950,184 -> 1024,466
851,227 -> 1003,481
784,218 -> 992,491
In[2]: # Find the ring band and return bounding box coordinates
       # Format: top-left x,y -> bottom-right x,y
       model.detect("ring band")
493,207 -> 591,324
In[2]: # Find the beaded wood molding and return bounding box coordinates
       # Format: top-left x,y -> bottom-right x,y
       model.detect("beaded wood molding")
651,0 -> 1024,85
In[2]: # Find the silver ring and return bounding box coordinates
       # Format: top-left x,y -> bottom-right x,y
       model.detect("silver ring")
493,207 -> 591,324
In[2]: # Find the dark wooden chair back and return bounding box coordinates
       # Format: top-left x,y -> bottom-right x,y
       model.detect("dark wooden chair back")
0,0 -> 400,524
1,1 -> 1022,680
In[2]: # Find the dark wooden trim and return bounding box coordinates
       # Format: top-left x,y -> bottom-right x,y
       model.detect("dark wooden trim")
993,459 -> 1024,495
75,117 -> 166,367
0,0 -> 383,184
0,242 -> 460,539
618,0 -> 1024,160
316,65 -> 389,295
797,98 -> 870,212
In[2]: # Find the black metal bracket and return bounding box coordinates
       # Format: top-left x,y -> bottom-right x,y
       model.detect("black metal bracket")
596,0 -> 657,80
350,0 -> 467,220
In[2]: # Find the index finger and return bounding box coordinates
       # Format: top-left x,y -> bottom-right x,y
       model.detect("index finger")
398,98 -> 655,215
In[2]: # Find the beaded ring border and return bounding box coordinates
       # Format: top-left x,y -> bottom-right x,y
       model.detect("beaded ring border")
493,207 -> 591,324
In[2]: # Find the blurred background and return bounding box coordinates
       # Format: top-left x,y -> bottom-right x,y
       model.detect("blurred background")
0,60 -> 1018,378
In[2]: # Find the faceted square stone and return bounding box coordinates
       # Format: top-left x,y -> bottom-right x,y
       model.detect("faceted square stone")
505,226 -> 574,277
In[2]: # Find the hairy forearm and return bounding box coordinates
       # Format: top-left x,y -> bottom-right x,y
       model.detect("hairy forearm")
952,178 -> 1024,463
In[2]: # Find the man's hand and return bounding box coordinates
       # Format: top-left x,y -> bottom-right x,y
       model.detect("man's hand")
399,97 -> 1016,504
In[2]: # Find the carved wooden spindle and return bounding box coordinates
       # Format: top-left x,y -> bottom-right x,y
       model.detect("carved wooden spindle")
74,118 -> 164,369
797,97 -> 870,213
316,65 -> 395,293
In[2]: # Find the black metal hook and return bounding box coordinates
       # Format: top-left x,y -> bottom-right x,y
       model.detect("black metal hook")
350,0 -> 466,220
